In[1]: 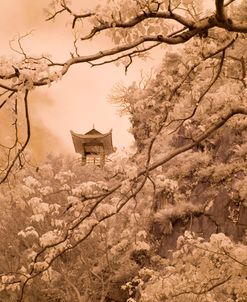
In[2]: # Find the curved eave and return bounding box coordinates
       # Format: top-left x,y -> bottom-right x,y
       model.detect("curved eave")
71,129 -> 112,140
70,130 -> 114,155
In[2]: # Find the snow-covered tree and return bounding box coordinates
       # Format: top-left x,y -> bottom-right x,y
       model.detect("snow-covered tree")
0,0 -> 247,182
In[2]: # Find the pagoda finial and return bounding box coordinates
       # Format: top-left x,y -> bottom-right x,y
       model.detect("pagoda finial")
93,123 -> 95,129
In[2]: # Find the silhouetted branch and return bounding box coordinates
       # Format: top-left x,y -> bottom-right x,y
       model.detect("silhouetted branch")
0,90 -> 31,184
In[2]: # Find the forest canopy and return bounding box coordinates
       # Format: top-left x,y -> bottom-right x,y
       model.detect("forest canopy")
0,0 -> 247,301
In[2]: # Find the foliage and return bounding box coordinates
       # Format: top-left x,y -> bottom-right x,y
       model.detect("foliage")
0,154 -> 153,301
125,232 -> 247,302
0,0 -> 247,181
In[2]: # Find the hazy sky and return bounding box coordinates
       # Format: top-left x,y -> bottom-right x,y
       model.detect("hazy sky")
1,0 -> 216,159
1,0 -> 156,157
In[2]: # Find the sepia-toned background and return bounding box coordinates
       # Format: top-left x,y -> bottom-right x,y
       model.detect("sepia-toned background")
1,0 -> 155,159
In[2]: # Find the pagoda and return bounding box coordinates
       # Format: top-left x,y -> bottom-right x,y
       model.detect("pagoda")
70,127 -> 114,167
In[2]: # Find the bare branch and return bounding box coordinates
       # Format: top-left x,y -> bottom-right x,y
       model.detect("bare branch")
171,47 -> 226,130
187,239 -> 247,267
0,91 -> 15,109
88,42 -> 161,68
165,35 -> 237,132
144,107 -> 247,173
215,0 -> 226,23
0,90 -> 31,184
0,82 -> 17,92
172,275 -> 232,297
224,0 -> 237,6
9,32 -> 34,58
45,2 -> 94,29
45,8 -> 66,21
72,12 -> 94,29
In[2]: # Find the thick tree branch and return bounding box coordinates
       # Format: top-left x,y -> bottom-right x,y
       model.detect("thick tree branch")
0,5 -> 246,91
0,82 -> 17,92
35,25 -> 220,87
81,11 -> 195,40
215,0 -> 226,23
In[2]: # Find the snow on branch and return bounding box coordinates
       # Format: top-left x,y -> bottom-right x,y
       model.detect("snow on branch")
7,104 -> 247,302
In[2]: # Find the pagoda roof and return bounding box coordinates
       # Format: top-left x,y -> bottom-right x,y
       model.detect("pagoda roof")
84,128 -> 102,135
70,128 -> 114,155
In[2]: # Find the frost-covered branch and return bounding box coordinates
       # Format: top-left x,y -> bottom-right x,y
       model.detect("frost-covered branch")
80,11 -> 194,41
9,104 -> 247,301
0,1 -> 246,180
166,35 -> 237,131
171,275 -> 232,298
144,107 -> 247,173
